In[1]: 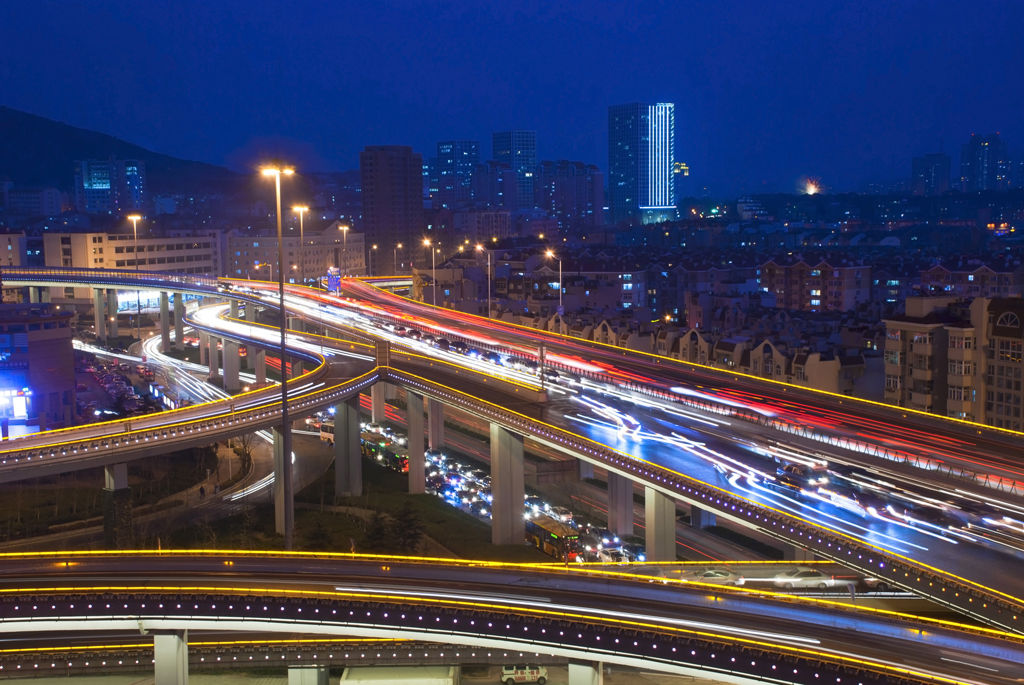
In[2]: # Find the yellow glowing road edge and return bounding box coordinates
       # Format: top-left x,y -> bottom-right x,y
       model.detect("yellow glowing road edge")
0,637 -> 406,655
21,549 -> 1024,641
389,367 -> 1024,608
360,280 -> 1024,439
215,307 -> 376,353
0,583 -> 973,684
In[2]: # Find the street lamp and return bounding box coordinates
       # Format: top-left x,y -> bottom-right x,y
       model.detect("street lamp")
292,205 -> 308,284
367,244 -> 378,276
338,224 -> 349,276
545,249 -> 562,314
254,261 -> 274,282
127,214 -> 142,341
260,163 -> 295,551
475,243 -> 491,318
423,238 -> 436,306
394,242 -> 403,274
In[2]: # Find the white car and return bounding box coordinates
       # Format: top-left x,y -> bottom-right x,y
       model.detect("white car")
680,567 -> 745,586
501,664 -> 547,684
772,567 -> 854,590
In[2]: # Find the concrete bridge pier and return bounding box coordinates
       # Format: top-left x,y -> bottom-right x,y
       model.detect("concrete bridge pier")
106,289 -> 120,338
370,383 -> 386,424
578,460 -> 595,480
208,336 -> 220,379
230,299 -> 239,318
333,398 -> 362,498
153,630 -> 188,685
568,661 -> 604,685
427,398 -> 445,450
245,301 -> 257,322
93,288 -> 107,341
644,487 -> 676,561
607,472 -> 634,537
254,349 -> 267,385
103,463 -> 132,549
27,286 -> 39,303
273,427 -> 289,536
689,505 -> 716,528
223,340 -> 241,392
288,666 -> 328,685
406,390 -> 425,494
160,291 -> 171,352
490,423 -> 525,546
784,545 -> 816,561
198,332 -> 210,367
173,293 -> 185,351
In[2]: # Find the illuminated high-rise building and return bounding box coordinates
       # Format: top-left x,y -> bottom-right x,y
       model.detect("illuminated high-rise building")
360,145 -> 424,256
911,153 -> 950,196
492,130 -> 537,210
608,102 -> 675,224
431,140 -> 479,209
960,133 -> 1010,192
73,158 -> 146,214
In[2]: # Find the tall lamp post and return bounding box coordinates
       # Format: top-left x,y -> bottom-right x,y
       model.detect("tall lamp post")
368,244 -> 378,276
394,242 -> 403,274
127,214 -> 142,340
545,249 -> 562,314
339,224 -> 349,276
255,261 -> 274,282
292,205 -> 308,284
260,164 -> 295,551
423,238 -> 437,306
475,243 -> 491,318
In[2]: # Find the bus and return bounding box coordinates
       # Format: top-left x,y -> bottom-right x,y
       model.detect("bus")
525,515 -> 580,562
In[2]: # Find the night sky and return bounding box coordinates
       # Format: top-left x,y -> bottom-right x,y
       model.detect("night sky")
2,1 -> 1022,195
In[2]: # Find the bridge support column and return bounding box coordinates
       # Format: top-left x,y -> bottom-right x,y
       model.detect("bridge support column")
406,390 -> 425,494
607,473 -> 634,537
230,299 -> 239,318
288,665 -> 328,685
93,289 -> 107,341
334,398 -> 362,498
273,427 -> 289,536
689,505 -> 716,529
198,332 -> 209,367
223,341 -> 241,392
578,459 -> 594,481
783,545 -> 816,562
245,301 -> 257,322
160,291 -> 171,352
153,630 -> 188,685
427,398 -> 445,450
644,487 -> 676,561
106,289 -> 120,338
254,349 -> 267,385
103,463 -> 132,549
568,661 -> 603,685
490,423 -> 525,546
39,287 -> 51,303
208,336 -> 220,379
27,286 -> 39,303
370,383 -> 386,424
174,294 -> 184,351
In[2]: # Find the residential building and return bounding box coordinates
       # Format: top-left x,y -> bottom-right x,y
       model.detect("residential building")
960,133 -> 1011,192
920,259 -> 1024,299
359,146 -> 424,259
608,102 -> 675,224
471,160 -> 517,210
492,130 -> 537,210
911,153 -> 950,196
224,223 -> 365,283
533,160 -> 604,229
758,258 -> 871,312
73,158 -> 146,214
431,140 -> 479,209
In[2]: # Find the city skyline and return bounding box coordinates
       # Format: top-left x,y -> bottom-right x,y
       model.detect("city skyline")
2,2 -> 1022,195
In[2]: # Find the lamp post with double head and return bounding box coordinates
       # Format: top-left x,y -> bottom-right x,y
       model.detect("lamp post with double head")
127,214 -> 142,341
260,163 -> 295,551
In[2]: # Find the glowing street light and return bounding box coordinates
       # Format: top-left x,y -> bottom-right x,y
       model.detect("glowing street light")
292,205 -> 308,284
394,242 -> 403,274
545,249 -> 562,314
260,163 -> 295,550
126,214 -> 143,341
423,237 -> 436,306
338,224 -> 350,276
475,243 -> 491,319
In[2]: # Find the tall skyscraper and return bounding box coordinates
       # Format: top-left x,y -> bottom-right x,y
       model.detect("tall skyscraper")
432,140 -> 479,209
911,153 -> 951,196
608,102 -> 675,224
492,130 -> 537,210
73,158 -> 146,214
533,160 -> 604,229
960,133 -> 1010,192
359,146 -> 424,261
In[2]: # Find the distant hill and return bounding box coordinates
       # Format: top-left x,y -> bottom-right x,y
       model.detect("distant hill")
0,106 -> 240,194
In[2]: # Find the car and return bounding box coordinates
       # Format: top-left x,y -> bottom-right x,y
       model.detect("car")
484,351 -> 503,364
548,506 -> 573,523
680,567 -> 745,586
501,664 -> 547,684
598,548 -> 630,564
771,567 -> 853,590
450,340 -> 468,353
434,337 -> 450,351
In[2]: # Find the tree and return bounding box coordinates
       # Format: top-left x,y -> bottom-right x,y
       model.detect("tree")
391,501 -> 425,553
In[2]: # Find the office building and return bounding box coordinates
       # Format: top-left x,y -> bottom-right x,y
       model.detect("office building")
431,140 -> 479,209
471,160 -> 518,210
359,146 -> 424,259
73,158 -> 146,214
911,153 -> 951,196
492,130 -> 537,210
960,134 -> 1011,192
608,102 -> 676,224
